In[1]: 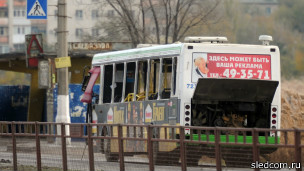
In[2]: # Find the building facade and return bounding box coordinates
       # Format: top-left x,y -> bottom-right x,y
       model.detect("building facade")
0,0 -> 279,54
0,0 -> 10,53
0,0 -> 47,54
47,0 -> 105,47
240,0 -> 278,16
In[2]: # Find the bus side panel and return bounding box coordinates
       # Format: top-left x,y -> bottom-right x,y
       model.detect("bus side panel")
143,98 -> 180,152
95,98 -> 180,153
95,98 -> 180,125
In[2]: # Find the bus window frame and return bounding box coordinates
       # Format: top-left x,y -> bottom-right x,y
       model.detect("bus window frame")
171,57 -> 176,97
121,62 -> 127,103
157,58 -> 163,100
145,59 -> 151,101
111,63 -> 116,103
98,56 -> 178,104
99,64 -> 104,104
133,61 -> 139,101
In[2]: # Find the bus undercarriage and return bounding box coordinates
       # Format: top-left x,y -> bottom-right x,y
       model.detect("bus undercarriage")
191,102 -> 271,129
186,78 -> 279,166
191,78 -> 279,130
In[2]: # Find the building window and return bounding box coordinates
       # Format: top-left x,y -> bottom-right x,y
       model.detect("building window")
32,26 -> 40,33
14,44 -> 25,52
107,10 -> 115,17
14,9 -> 25,17
0,45 -> 10,53
0,9 -> 8,17
76,28 -> 83,37
129,10 -> 134,19
76,10 -> 83,19
266,7 -> 271,15
0,27 -> 4,35
54,29 -> 57,37
152,27 -> 156,34
92,28 -> 99,37
54,10 -> 58,18
92,10 -> 99,19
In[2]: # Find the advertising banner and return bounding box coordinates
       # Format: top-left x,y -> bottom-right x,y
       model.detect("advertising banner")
192,53 -> 271,82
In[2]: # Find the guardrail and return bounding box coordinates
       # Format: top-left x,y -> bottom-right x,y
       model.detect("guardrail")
0,121 -> 303,171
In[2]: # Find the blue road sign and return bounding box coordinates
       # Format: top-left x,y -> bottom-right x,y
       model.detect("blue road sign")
27,0 -> 47,19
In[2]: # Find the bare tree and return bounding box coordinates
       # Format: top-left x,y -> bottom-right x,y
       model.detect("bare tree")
98,0 -> 222,46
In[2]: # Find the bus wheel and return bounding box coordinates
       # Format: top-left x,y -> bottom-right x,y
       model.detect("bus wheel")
186,145 -> 201,166
153,144 -> 180,166
104,137 -> 119,162
99,139 -> 105,153
99,127 -> 106,154
152,141 -> 159,165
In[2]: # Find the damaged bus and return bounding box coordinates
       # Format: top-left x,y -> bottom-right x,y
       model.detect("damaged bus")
81,35 -> 280,164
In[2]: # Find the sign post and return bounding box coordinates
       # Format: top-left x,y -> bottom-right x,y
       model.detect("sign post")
25,34 -> 43,68
55,57 -> 71,69
27,0 -> 47,19
38,60 -> 49,89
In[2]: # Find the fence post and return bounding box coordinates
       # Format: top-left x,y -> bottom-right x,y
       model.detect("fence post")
87,123 -> 95,171
147,125 -> 154,171
179,126 -> 187,171
35,122 -> 42,171
294,129 -> 302,171
214,127 -> 222,171
118,124 -> 125,171
11,122 -> 17,171
61,123 -> 68,171
252,128 -> 260,171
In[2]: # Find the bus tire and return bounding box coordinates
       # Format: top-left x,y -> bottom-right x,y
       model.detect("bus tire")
104,138 -> 119,162
153,141 -> 159,165
99,127 -> 107,154
100,139 -> 105,153
185,144 -> 201,166
102,127 -> 118,162
153,143 -> 180,166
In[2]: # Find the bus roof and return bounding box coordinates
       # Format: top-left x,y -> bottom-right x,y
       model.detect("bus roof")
92,41 -> 279,66
92,43 -> 182,65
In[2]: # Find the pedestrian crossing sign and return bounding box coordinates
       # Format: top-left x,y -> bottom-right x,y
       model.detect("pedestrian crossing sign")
27,0 -> 47,19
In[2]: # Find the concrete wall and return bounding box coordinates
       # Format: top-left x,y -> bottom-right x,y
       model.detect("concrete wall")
53,84 -> 99,123
0,60 -> 45,121
0,85 -> 30,121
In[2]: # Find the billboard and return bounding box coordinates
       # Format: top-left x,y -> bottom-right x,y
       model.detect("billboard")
192,53 -> 271,82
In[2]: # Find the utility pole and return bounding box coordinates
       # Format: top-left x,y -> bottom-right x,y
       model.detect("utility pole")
56,0 -> 70,144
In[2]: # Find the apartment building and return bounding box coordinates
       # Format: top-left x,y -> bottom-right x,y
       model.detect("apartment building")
0,0 -> 46,54
13,0 -> 31,52
0,0 -> 11,53
47,0 -> 106,47
0,0 -> 279,54
240,0 -> 278,16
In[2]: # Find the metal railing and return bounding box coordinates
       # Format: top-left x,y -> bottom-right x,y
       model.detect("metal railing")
0,121 -> 303,171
